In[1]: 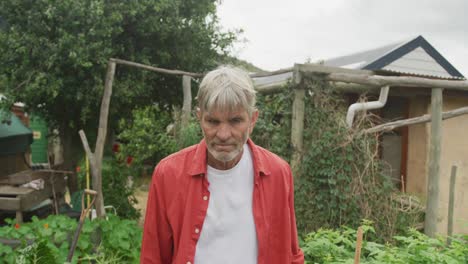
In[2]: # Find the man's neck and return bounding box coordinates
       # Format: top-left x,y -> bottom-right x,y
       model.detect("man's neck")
207,149 -> 244,170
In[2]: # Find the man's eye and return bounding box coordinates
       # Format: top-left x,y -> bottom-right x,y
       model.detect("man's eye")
207,119 -> 219,125
231,118 -> 242,124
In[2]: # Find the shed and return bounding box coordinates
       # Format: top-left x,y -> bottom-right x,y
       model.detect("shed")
0,110 -> 33,177
253,35 -> 468,235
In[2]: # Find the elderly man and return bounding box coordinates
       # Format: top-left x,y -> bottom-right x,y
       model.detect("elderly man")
141,66 -> 304,264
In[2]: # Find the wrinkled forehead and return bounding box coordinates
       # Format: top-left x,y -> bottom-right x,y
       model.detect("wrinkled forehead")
200,105 -> 251,118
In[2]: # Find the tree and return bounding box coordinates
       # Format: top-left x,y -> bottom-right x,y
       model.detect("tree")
0,0 -> 237,192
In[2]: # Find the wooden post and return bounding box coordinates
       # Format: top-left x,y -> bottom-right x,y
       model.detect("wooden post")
290,66 -> 305,178
93,60 -> 116,217
181,75 -> 192,129
354,226 -> 363,264
447,165 -> 457,245
78,60 -> 116,218
424,87 -> 443,237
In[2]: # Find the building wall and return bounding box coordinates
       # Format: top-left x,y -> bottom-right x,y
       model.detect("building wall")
436,95 -> 468,235
406,96 -> 428,194
406,95 -> 468,235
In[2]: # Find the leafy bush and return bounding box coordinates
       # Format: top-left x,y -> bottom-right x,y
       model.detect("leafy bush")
302,221 -> 468,263
117,105 -> 178,167
0,214 -> 142,263
100,155 -> 141,220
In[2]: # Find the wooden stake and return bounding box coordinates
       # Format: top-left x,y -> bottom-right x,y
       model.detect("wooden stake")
354,226 -> 363,264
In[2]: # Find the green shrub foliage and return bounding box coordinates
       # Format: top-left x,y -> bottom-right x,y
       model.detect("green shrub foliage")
0,215 -> 142,263
301,221 -> 468,263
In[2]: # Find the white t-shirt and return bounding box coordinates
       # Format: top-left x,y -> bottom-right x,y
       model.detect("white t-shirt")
194,144 -> 258,264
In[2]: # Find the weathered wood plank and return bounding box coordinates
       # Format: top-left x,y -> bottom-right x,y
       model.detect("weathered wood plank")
0,185 -> 34,195
424,88 -> 443,237
0,197 -> 21,210
0,170 -> 50,185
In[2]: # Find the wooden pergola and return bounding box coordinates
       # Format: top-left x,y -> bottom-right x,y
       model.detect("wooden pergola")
82,58 -> 468,237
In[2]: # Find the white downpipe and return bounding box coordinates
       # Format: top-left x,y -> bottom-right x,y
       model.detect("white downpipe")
346,85 -> 390,128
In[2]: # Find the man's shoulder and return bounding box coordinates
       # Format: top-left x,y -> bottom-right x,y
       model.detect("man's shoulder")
251,143 -> 290,170
157,144 -> 198,169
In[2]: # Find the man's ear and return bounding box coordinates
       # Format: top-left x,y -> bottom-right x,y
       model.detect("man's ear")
196,107 -> 201,120
249,110 -> 259,133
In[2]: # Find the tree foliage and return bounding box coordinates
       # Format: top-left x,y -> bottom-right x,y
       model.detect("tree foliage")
0,0 -> 237,170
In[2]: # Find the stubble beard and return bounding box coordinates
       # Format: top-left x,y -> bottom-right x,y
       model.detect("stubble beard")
206,131 -> 249,165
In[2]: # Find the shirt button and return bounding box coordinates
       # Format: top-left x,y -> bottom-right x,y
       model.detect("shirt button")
195,228 -> 200,234
186,262 -> 191,264
203,195 -> 208,201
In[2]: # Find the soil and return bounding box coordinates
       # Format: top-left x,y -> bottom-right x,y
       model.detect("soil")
134,186 -> 149,227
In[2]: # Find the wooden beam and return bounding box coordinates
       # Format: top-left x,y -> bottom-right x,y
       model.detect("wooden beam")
254,80 -> 288,94
112,58 -> 294,79
250,68 -> 293,78
110,58 -> 203,78
425,88 -> 443,237
364,105 -> 468,133
325,73 -> 468,92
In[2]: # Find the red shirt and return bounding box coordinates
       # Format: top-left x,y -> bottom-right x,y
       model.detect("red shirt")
141,139 -> 304,264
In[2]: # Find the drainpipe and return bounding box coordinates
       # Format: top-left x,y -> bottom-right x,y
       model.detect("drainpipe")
346,85 -> 390,128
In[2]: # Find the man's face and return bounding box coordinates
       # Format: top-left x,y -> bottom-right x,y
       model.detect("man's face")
198,107 -> 258,170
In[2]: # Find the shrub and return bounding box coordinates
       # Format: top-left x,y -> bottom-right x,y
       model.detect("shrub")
301,221 -> 468,263
0,215 -> 142,263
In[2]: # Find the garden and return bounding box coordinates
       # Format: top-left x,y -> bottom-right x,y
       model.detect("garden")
1,81 -> 467,263
1,1 -> 467,263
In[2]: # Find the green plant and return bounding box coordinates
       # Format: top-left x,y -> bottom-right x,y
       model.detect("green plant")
117,105 -> 178,167
0,214 -> 142,263
100,155 -> 141,220
301,222 -> 468,263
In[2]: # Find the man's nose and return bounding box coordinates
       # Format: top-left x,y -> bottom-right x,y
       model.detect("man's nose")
216,124 -> 232,141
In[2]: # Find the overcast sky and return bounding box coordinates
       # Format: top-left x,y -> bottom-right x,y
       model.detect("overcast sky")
217,0 -> 468,76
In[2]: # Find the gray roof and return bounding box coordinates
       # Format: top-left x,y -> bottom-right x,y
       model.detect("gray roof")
252,35 -> 465,88
324,35 -> 465,80
324,42 -> 403,70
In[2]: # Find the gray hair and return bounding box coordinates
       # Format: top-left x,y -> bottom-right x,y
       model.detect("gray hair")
197,66 -> 256,115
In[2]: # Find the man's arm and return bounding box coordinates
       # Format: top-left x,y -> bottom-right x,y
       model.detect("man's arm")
140,165 -> 173,264
288,170 -> 305,264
